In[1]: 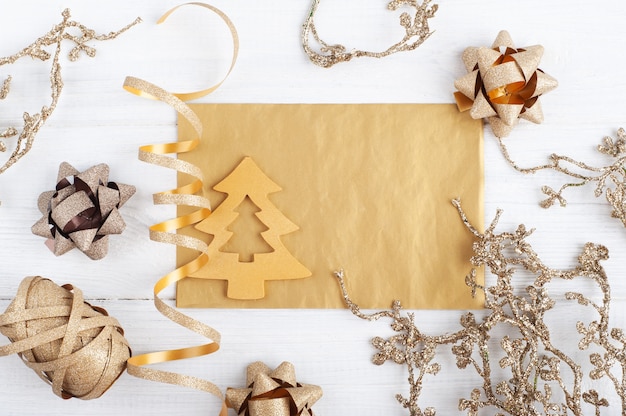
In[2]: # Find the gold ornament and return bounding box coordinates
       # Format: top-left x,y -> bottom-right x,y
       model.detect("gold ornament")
191,157 -> 311,300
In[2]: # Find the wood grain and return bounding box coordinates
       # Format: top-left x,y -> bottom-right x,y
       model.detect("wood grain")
1,0 -> 626,414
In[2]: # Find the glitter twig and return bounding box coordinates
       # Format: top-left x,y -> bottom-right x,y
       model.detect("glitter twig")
335,199 -> 625,415
302,0 -> 437,68
497,128 -> 626,228
0,9 -> 140,175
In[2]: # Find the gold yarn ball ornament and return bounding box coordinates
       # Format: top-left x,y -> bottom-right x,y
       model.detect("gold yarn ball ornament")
0,276 -> 131,399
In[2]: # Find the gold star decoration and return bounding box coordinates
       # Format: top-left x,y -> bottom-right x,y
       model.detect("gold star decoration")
226,361 -> 323,416
454,30 -> 558,137
32,162 -> 135,260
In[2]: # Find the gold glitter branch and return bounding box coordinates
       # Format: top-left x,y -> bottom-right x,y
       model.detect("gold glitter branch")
302,0 -> 437,68
335,199 -> 626,415
498,128 -> 626,228
0,9 -> 140,174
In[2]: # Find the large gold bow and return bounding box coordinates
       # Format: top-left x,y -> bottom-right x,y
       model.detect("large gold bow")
454,30 -> 558,138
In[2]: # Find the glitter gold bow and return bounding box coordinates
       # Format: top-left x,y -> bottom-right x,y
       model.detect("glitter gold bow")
454,30 -> 558,137
226,361 -> 323,416
31,162 -> 135,260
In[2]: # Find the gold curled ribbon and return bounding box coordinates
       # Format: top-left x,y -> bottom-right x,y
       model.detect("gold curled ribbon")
122,3 -> 238,415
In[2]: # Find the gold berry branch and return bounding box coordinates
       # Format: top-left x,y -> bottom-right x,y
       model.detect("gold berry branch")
0,9 -> 140,174
498,128 -> 626,228
335,199 -> 625,415
302,0 -> 437,68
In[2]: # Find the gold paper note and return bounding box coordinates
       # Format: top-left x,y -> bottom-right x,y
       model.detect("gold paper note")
177,104 -> 484,309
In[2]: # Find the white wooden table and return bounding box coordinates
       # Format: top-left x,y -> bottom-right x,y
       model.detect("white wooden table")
1,1 -> 625,414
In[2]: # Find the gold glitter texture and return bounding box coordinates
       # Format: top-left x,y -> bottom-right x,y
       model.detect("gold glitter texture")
0,10 -> 140,175
0,276 -> 131,400
31,162 -> 135,260
302,0 -> 437,68
498,127 -> 626,229
226,361 -> 322,416
335,200 -> 625,415
454,30 -> 557,138
121,4 -> 238,415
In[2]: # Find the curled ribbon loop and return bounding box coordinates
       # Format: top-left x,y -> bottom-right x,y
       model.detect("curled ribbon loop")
123,3 -> 238,415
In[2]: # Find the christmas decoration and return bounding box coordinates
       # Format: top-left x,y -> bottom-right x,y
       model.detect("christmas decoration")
122,5 -> 239,413
499,127 -> 626,229
0,276 -> 130,400
32,162 -> 135,260
0,9 -> 139,176
226,361 -> 322,416
302,0 -> 437,68
335,199 -> 626,415
193,157 -> 311,300
454,30 -> 557,138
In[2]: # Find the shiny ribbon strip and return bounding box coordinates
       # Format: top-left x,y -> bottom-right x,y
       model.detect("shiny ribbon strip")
0,276 -> 131,400
122,3 -> 238,415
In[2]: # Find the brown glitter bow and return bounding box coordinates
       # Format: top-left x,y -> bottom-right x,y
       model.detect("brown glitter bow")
226,361 -> 323,416
0,276 -> 131,399
31,162 -> 135,260
454,30 -> 558,137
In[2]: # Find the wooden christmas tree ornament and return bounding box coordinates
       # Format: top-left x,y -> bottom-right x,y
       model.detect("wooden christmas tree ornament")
193,157 -> 311,299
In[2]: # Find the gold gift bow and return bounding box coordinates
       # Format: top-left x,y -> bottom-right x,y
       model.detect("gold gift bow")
453,30 -> 557,138
122,3 -> 238,414
226,361 -> 323,416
